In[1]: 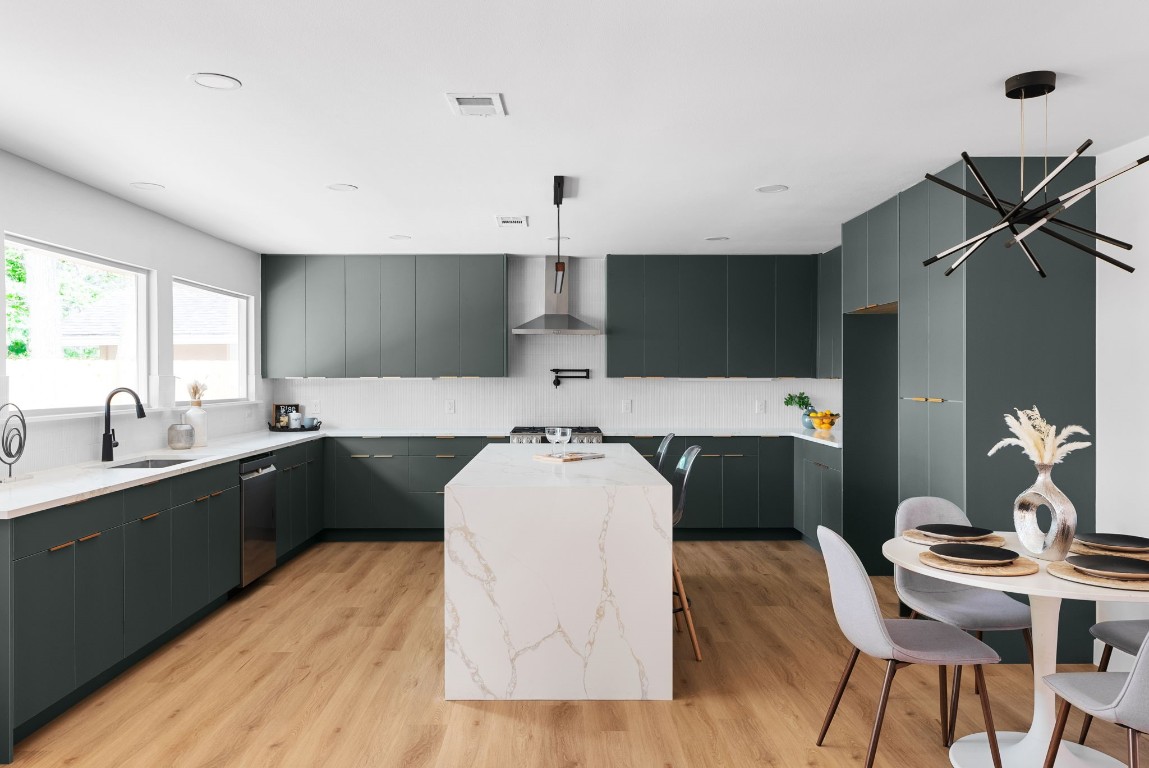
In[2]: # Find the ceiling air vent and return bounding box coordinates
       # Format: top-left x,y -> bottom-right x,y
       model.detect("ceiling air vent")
497,215 -> 528,228
446,93 -> 507,117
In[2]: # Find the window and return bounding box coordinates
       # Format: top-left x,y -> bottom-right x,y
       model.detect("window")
5,237 -> 147,411
172,279 -> 248,401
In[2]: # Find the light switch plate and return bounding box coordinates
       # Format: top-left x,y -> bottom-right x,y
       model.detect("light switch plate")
754,399 -> 764,414
446,399 -> 456,414
621,399 -> 633,414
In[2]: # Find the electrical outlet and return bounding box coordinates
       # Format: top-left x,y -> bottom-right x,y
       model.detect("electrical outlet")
621,399 -> 633,414
754,399 -> 764,414
246,405 -> 255,420
310,401 -> 322,415
445,399 -> 456,414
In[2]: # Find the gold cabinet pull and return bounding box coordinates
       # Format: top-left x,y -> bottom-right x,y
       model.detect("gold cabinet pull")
701,454 -> 720,458
142,513 -> 160,521
78,532 -> 101,542
634,435 -> 655,439
435,454 -> 455,459
927,397 -> 946,403
724,454 -> 745,457
196,495 -> 210,503
373,454 -> 393,459
909,397 -> 928,402
641,454 -> 654,458
210,491 -> 223,497
50,540 -> 76,552
435,436 -> 455,439
350,454 -> 370,459
486,436 -> 503,440
435,491 -> 446,495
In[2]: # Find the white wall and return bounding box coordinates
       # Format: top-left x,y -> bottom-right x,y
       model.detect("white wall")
0,149 -> 265,472
274,256 -> 843,432
1093,134 -> 1149,664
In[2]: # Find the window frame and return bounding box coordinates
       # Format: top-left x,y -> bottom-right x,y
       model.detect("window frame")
171,276 -> 252,405
4,233 -> 151,416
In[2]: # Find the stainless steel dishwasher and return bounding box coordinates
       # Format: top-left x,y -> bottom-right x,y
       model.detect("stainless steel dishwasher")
239,454 -> 277,586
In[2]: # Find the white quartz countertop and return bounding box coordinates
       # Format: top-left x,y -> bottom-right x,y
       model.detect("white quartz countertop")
447,443 -> 667,489
0,430 -> 326,519
323,426 -> 841,447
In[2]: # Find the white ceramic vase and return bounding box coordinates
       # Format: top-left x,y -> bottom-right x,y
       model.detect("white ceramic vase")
183,401 -> 207,448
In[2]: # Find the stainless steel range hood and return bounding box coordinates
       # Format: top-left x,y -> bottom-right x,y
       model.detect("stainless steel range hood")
512,255 -> 600,335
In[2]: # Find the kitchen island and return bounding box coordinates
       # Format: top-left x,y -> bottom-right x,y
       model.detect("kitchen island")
444,443 -> 672,700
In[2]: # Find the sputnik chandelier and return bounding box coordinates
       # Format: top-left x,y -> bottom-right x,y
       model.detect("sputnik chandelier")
924,70 -> 1149,277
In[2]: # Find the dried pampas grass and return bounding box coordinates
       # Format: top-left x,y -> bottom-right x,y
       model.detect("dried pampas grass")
987,406 -> 1091,466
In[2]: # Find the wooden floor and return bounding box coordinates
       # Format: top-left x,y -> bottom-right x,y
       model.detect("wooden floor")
15,540 -> 1132,767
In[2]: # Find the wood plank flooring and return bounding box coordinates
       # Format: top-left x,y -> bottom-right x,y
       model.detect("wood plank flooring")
14,540 -> 1132,767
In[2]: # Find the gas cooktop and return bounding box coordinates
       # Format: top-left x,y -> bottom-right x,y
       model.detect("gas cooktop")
509,426 -> 603,444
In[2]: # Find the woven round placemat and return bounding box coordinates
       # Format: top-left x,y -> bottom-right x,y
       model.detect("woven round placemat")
903,529 -> 1007,547
1048,561 -> 1149,592
919,551 -> 1038,576
1070,541 -> 1149,562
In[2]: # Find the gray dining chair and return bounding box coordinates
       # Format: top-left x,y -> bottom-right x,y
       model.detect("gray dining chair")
654,433 -> 675,475
1045,629 -> 1149,767
895,496 -> 1033,744
817,526 -> 1003,768
670,445 -> 702,661
1078,619 -> 1149,745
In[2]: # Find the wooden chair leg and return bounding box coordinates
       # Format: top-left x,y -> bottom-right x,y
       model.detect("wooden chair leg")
909,610 -> 919,620
1045,698 -> 1072,768
974,631 -> 984,696
1078,644 -> 1113,745
973,665 -> 1002,768
864,660 -> 899,768
672,553 -> 702,661
1129,728 -> 1140,767
1022,627 -> 1035,669
672,573 -> 683,632
938,666 -> 949,747
948,665 -> 963,746
817,647 -> 860,746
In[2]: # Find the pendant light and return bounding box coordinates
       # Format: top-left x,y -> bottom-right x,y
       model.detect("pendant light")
925,70 -> 1149,277
553,175 -> 566,294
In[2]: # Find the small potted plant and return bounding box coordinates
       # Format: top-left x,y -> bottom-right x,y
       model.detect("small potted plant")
784,391 -> 815,429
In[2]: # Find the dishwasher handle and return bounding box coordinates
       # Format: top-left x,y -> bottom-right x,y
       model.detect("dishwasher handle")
240,464 -> 276,481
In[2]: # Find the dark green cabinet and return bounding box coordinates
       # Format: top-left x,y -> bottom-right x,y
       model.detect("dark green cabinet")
817,247 -> 842,378
416,254 -> 461,377
124,510 -> 172,656
305,255 -> 346,377
290,464 -> 308,548
172,499 -> 211,622
898,399 -> 930,500
459,254 -> 507,377
678,256 -> 726,377
275,467 -> 292,558
680,452 -> 721,528
898,181 -> 930,398
262,254 -> 306,378
379,255 -> 417,377
209,486 -> 241,599
345,255 -> 383,378
605,255 -> 645,377
776,256 -> 818,377
758,437 -> 794,527
820,466 -> 843,535
928,400 -> 966,510
721,454 -> 758,527
842,213 -> 868,312
336,450 -> 409,528
727,256 -> 776,378
643,256 -> 679,377
793,439 -> 843,541
800,460 -> 821,535
867,196 -> 899,306
75,526 -> 125,686
13,546 -> 75,724
926,164 -> 965,403
306,456 -> 325,540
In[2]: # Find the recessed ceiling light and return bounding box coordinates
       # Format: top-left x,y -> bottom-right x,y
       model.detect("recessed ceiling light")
389,234 -> 412,240
129,182 -> 165,191
705,236 -> 730,241
326,183 -> 358,192
190,72 -> 243,90
755,184 -> 790,194
545,235 -> 570,241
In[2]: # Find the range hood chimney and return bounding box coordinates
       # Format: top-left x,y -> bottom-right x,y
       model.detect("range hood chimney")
512,176 -> 600,335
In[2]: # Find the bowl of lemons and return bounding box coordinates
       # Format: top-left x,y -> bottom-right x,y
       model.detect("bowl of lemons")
809,411 -> 840,430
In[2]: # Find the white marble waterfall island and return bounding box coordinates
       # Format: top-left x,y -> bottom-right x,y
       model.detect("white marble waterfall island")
444,443 -> 672,700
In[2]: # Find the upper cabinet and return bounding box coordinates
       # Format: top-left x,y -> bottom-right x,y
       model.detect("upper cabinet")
817,247 -> 842,378
606,254 -> 817,378
841,196 -> 900,312
261,253 -> 506,378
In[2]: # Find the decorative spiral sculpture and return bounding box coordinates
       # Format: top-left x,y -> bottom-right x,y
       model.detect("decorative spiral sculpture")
0,403 -> 27,480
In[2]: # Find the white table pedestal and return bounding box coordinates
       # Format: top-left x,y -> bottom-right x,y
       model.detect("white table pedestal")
950,595 -> 1124,768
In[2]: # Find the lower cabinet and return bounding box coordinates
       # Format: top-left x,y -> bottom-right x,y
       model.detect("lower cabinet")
124,510 -> 173,656
13,546 -> 76,724
75,526 -> 126,686
289,464 -> 308,549
758,438 -> 794,527
794,450 -> 843,542
209,486 -> 241,599
336,452 -> 409,528
172,498 -> 212,622
680,451 -> 722,528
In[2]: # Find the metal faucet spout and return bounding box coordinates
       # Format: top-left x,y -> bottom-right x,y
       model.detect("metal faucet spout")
102,387 -> 146,462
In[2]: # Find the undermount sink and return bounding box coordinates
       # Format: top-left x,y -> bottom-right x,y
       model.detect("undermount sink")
108,458 -> 192,469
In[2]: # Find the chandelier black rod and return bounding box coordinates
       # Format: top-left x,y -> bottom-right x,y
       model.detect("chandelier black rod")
1019,152 -> 1149,222
962,152 -> 1046,276
1034,220 -> 1135,273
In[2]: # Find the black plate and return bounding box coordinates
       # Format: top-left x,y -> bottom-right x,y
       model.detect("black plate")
1067,555 -> 1149,580
929,543 -> 1019,565
917,523 -> 994,541
1074,532 -> 1149,553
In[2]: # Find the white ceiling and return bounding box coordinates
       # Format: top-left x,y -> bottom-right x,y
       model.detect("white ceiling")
3,0 -> 1149,257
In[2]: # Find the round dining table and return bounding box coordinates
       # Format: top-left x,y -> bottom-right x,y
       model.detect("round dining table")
884,532 -> 1149,768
